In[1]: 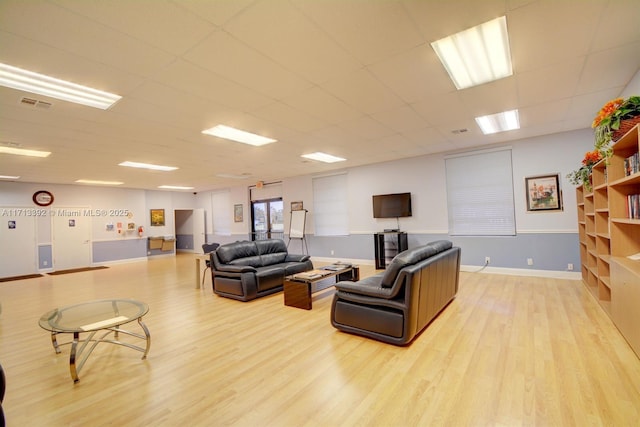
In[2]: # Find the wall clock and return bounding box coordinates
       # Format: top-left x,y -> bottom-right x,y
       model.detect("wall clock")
33,190 -> 54,206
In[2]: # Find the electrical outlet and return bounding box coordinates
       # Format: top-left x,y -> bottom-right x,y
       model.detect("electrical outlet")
527,258 -> 533,266
485,256 -> 490,264
43,260 -> 48,266
331,250 -> 334,255
568,263 -> 574,271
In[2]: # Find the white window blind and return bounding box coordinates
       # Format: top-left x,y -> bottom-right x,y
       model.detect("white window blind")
312,173 -> 349,236
445,149 -> 516,236
211,191 -> 231,235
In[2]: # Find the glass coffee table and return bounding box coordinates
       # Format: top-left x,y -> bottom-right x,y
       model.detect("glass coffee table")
38,298 -> 151,383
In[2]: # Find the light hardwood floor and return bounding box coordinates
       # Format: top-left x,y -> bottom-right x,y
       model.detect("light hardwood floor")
1,254 -> 639,426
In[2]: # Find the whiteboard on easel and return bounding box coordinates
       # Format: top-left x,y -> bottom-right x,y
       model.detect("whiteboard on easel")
289,210 -> 306,239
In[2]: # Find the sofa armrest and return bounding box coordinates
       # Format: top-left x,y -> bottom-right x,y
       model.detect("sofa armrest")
334,274 -> 394,299
285,254 -> 311,263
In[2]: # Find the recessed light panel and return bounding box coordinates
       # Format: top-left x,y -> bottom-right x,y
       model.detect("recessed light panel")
301,152 -> 346,163
0,63 -> 122,110
216,173 -> 251,180
475,110 -> 520,134
202,125 -> 276,146
119,161 -> 178,171
158,185 -> 194,190
431,16 -> 513,90
75,179 -> 123,185
0,146 -> 51,157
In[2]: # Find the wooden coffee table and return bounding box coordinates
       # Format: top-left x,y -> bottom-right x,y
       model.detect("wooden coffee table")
284,264 -> 359,310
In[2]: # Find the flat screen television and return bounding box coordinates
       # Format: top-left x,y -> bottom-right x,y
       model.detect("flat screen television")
372,192 -> 412,218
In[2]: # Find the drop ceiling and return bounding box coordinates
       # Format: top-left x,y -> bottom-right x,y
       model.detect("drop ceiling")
0,0 -> 638,191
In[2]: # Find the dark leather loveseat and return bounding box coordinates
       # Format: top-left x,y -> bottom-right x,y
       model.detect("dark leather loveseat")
331,240 -> 461,345
211,239 -> 313,301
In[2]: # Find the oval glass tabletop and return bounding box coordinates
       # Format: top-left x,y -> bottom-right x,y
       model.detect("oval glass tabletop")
39,298 -> 149,333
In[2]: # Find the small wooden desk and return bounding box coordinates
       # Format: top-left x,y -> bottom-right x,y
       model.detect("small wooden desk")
195,254 -> 210,289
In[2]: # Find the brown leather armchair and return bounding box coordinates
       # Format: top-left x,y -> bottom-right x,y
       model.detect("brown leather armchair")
331,240 -> 461,345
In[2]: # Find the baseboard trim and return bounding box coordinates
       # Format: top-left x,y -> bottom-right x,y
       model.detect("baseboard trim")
461,265 -> 582,280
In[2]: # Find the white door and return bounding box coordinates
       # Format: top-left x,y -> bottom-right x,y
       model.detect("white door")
52,208 -> 92,270
0,208 -> 37,277
193,208 -> 205,252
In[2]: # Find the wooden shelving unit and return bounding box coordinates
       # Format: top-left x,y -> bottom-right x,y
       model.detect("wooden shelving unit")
576,124 -> 640,358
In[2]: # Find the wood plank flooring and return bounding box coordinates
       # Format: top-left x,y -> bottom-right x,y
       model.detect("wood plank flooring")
1,254 -> 639,426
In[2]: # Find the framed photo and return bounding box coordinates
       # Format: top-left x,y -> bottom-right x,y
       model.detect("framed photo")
291,201 -> 303,211
234,204 -> 243,222
150,209 -> 165,226
525,174 -> 562,212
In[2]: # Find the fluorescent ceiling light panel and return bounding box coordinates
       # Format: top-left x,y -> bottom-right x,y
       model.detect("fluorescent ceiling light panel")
75,179 -> 123,186
202,125 -> 276,146
475,109 -> 520,134
0,146 -> 51,157
301,152 -> 346,163
0,175 -> 20,180
158,185 -> 194,190
119,161 -> 178,171
0,63 -> 122,110
216,173 -> 251,179
431,16 -> 512,89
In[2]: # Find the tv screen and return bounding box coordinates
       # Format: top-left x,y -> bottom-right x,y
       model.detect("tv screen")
372,193 -> 412,218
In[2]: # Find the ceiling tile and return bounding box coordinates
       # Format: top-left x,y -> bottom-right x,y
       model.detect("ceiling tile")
184,30 -> 313,100
224,0 -> 361,84
52,0 -> 216,55
294,0 -> 424,65
281,86 -> 362,125
322,68 -> 405,115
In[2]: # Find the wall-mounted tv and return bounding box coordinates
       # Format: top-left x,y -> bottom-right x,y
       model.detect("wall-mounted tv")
372,192 -> 412,218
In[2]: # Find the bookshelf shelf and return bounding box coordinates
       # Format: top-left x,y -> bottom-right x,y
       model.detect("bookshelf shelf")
576,124 -> 640,358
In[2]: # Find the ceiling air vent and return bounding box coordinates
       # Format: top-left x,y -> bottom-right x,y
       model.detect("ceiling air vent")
35,100 -> 52,109
451,128 -> 468,134
20,97 -> 37,106
19,97 -> 53,109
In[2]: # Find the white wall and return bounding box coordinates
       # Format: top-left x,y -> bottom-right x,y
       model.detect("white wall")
0,127 -> 595,270
271,128 -> 592,237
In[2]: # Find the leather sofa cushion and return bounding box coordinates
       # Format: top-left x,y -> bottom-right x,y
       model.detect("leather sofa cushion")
256,239 -> 288,255
381,240 -> 453,288
229,255 -> 262,268
261,252 -> 287,265
217,241 -> 258,264
255,265 -> 285,291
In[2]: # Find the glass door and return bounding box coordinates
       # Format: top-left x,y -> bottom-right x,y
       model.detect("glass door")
251,198 -> 284,240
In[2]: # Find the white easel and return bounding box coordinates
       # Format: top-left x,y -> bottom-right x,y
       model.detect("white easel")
288,209 -> 308,255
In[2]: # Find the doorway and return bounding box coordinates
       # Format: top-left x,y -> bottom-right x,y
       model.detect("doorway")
174,208 -> 205,252
251,199 -> 283,240
0,209 -> 37,277
52,207 -> 92,270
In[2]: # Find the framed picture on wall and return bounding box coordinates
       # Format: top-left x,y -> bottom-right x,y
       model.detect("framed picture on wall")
150,209 -> 165,226
291,201 -> 303,211
525,174 -> 562,212
234,204 -> 243,222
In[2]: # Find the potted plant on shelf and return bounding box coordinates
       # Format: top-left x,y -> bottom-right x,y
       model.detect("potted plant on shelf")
592,95 -> 640,160
567,149 -> 602,191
